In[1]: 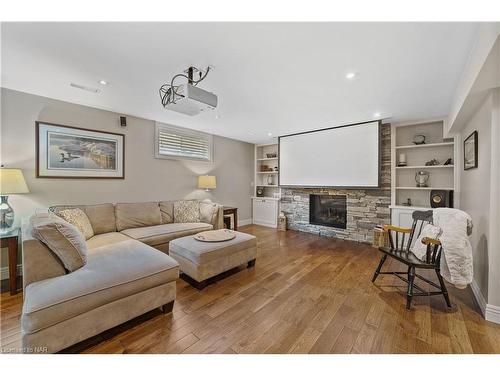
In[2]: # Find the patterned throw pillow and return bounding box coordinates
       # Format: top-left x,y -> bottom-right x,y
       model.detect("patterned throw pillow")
57,208 -> 94,240
173,200 -> 200,223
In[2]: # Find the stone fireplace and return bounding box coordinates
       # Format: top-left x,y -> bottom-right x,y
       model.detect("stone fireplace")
309,194 -> 347,229
279,123 -> 391,244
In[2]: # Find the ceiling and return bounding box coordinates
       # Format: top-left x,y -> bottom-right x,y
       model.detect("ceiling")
1,22 -> 479,144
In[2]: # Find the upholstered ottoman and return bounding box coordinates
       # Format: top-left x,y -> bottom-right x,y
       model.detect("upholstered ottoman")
169,231 -> 257,289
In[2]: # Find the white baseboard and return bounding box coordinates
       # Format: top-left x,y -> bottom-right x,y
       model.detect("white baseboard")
0,264 -> 22,281
470,278 -> 500,324
238,218 -> 253,227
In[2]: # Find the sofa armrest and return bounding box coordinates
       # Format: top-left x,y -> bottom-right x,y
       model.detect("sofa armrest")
213,204 -> 224,230
22,216 -> 66,290
22,239 -> 66,290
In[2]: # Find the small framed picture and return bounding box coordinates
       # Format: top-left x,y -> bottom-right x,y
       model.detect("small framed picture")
463,130 -> 478,170
36,121 -> 125,178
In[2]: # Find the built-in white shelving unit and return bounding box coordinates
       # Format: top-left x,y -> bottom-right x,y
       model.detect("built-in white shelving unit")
252,143 -> 280,228
390,119 -> 458,228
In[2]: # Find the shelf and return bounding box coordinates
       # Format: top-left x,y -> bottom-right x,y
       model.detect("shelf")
395,142 -> 454,150
252,196 -> 280,201
395,187 -> 454,190
257,171 -> 278,174
256,158 -> 278,161
390,205 -> 434,210
396,165 -> 454,169
256,184 -> 279,187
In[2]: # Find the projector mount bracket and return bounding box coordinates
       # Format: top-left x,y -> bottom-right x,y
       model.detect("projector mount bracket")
159,65 -> 212,108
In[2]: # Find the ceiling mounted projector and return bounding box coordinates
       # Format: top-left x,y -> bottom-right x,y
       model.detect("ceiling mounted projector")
159,66 -> 217,116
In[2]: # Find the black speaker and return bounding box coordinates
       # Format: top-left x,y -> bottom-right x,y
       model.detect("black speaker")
430,190 -> 453,208
120,116 -> 127,127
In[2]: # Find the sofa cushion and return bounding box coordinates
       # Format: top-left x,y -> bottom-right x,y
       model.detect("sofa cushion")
21,239 -> 179,334
121,222 -> 213,247
30,214 -> 88,272
86,232 -> 131,250
174,200 -> 200,223
115,202 -> 162,231
159,201 -> 174,224
57,208 -> 94,240
83,204 -> 117,235
169,231 -> 257,265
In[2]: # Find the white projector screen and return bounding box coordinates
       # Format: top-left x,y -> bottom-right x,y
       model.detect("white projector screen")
279,121 -> 380,188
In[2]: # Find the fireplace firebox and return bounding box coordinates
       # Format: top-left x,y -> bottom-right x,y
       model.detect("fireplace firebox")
309,194 -> 347,229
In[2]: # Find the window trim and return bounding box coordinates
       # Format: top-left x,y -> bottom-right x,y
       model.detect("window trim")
155,122 -> 214,162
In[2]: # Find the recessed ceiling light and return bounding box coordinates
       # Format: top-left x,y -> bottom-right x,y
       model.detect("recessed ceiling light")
374,112 -> 381,118
268,132 -> 273,137
215,115 -> 219,119
98,80 -> 108,85
346,72 -> 356,79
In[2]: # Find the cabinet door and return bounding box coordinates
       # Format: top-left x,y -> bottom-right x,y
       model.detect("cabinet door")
253,199 -> 278,228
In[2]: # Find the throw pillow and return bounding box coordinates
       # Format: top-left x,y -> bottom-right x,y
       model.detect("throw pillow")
30,214 -> 88,272
174,200 -> 200,223
199,200 -> 218,225
411,223 -> 442,261
57,208 -> 94,240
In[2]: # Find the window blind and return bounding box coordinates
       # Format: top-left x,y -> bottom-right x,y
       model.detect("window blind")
155,123 -> 213,161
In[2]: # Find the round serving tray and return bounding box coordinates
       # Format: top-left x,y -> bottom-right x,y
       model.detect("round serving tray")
194,229 -> 236,242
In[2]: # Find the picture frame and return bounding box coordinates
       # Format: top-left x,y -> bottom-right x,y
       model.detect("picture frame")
36,121 -> 125,179
463,130 -> 478,170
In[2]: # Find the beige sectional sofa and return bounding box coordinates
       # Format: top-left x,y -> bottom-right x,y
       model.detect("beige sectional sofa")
21,199 -> 223,353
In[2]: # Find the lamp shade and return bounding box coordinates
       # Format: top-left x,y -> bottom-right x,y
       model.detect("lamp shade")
0,168 -> 29,194
198,175 -> 216,190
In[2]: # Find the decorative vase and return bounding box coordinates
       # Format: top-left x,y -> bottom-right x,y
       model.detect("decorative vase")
415,171 -> 430,187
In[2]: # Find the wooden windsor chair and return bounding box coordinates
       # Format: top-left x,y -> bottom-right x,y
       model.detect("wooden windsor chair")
372,210 -> 451,310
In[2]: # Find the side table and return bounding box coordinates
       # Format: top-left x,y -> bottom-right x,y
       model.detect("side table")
1,227 -> 20,295
222,206 -> 238,231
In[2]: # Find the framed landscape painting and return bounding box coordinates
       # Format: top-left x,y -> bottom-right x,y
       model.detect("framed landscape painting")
36,122 -> 125,178
463,130 -> 478,170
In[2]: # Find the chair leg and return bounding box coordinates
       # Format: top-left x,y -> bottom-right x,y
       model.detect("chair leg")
406,266 -> 416,310
435,269 -> 452,308
372,254 -> 388,282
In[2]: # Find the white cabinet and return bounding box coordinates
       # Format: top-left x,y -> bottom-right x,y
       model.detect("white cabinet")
391,205 -> 434,248
252,197 -> 279,228
391,206 -> 416,229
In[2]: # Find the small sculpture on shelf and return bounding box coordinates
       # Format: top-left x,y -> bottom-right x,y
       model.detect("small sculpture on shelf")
444,158 -> 453,165
402,198 -> 412,206
425,158 -> 440,166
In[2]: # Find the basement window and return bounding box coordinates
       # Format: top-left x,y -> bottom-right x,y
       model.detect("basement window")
155,122 -> 213,162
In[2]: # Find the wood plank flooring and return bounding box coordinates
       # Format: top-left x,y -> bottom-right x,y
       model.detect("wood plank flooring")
1,225 -> 500,354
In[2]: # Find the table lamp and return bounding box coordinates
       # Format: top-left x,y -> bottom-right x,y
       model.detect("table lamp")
198,175 -> 216,192
0,167 -> 29,232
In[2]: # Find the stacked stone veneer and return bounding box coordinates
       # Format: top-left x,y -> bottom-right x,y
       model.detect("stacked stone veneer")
280,123 -> 391,244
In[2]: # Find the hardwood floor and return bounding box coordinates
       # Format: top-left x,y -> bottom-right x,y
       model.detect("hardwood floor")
1,225 -> 500,354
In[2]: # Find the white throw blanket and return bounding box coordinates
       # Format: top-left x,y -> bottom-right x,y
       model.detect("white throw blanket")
433,208 -> 473,289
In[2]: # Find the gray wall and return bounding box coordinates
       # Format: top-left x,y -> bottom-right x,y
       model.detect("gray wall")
459,95 -> 492,301
0,88 -> 254,272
